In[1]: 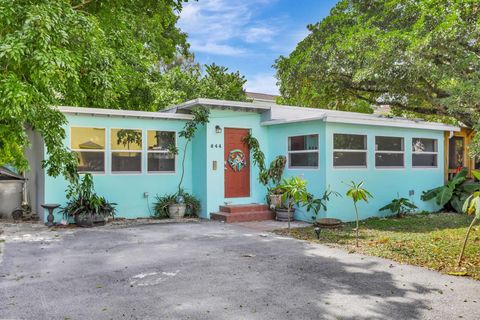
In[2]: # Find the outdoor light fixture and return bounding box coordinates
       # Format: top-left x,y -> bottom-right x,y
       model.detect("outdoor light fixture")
215,125 -> 222,133
314,227 -> 321,240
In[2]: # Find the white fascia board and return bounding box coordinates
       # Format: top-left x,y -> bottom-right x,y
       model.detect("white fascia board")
166,98 -> 272,113
261,115 -> 327,126
57,106 -> 193,120
324,115 -> 460,132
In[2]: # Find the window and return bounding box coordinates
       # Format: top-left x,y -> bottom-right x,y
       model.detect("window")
147,130 -> 176,173
333,134 -> 367,167
71,127 -> 105,173
412,138 -> 438,168
111,129 -> 142,173
288,134 -> 319,168
375,136 -> 404,168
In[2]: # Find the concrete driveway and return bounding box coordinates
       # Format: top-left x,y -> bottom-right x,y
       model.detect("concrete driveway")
0,221 -> 479,320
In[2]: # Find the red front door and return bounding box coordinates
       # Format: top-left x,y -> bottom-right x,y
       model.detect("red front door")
224,128 -> 250,198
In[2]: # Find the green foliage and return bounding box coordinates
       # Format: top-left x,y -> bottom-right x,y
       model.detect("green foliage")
345,180 -> 373,247
1,1 -> 248,177
380,196 -> 418,218
242,133 -> 268,185
267,156 -> 287,186
421,168 -> 480,212
275,0 -> 480,139
275,213 -> 480,280
278,177 -> 309,211
458,190 -> 480,267
176,106 -> 210,194
242,133 -> 287,188
153,191 -> 200,219
345,181 -> 373,204
307,187 -> 341,222
60,173 -> 117,220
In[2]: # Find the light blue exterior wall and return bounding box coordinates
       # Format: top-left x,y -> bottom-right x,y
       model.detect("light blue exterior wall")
41,108 -> 446,223
43,114 -> 192,221
323,122 -> 444,221
199,109 -> 269,218
266,120 -> 327,221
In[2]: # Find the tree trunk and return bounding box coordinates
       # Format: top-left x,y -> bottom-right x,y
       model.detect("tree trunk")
178,141 -> 189,194
287,205 -> 291,232
354,202 -> 359,248
457,216 -> 477,267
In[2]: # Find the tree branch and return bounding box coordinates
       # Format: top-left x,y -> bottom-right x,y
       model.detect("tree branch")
72,0 -> 93,10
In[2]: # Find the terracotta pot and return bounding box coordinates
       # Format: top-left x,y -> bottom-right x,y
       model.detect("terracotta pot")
275,208 -> 295,222
168,204 -> 186,219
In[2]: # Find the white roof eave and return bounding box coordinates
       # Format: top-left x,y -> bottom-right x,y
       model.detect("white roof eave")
57,106 -> 194,120
324,115 -> 460,132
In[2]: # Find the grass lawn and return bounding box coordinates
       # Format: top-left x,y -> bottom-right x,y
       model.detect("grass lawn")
275,213 -> 480,280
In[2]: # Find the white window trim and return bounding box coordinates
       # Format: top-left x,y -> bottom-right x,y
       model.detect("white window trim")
375,136 -> 405,169
287,134 -> 319,170
70,126 -> 106,175
412,137 -> 439,169
146,130 -> 177,174
332,133 -> 368,169
110,127 -> 143,174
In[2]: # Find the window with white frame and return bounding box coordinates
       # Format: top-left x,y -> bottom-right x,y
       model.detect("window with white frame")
412,138 -> 438,168
375,136 -> 404,168
288,134 -> 319,168
111,129 -> 142,173
71,127 -> 105,173
333,134 -> 367,167
147,130 -> 176,172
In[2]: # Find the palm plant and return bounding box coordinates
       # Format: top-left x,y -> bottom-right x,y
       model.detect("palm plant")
457,171 -> 480,267
345,181 -> 373,247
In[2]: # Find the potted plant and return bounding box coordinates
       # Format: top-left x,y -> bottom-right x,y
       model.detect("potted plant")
60,173 -> 117,227
276,176 -> 309,229
159,107 -> 209,217
154,189 -> 200,219
242,134 -> 287,209
306,187 -> 341,224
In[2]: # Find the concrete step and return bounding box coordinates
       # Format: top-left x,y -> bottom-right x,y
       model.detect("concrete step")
219,203 -> 269,214
211,210 -> 275,223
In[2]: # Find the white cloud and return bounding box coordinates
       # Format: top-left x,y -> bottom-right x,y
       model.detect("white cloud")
245,73 -> 279,95
179,0 -> 280,56
189,41 -> 246,56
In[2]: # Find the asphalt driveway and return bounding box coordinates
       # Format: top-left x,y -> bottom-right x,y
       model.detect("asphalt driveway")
1,221 -> 479,320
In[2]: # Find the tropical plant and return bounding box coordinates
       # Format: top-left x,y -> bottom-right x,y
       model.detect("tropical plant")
306,187 -> 341,223
457,171 -> 480,267
380,195 -> 418,218
242,133 -> 287,189
345,181 -> 373,247
277,177 -> 309,230
174,107 -> 210,196
242,133 -> 268,185
153,191 -> 200,219
60,174 -> 116,223
421,168 -> 480,212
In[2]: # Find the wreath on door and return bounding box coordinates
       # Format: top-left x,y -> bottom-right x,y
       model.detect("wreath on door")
228,149 -> 247,172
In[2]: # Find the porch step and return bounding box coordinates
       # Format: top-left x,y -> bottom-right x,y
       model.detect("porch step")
218,204 -> 270,213
211,204 -> 274,223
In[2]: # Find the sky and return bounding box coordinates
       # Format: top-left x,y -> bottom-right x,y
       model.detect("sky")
178,0 -> 339,95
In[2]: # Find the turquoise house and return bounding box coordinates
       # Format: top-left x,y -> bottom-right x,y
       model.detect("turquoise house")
27,98 -> 459,223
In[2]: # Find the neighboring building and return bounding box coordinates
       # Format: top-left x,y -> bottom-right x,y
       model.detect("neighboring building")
27,99 -> 459,223
246,92 -> 279,104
